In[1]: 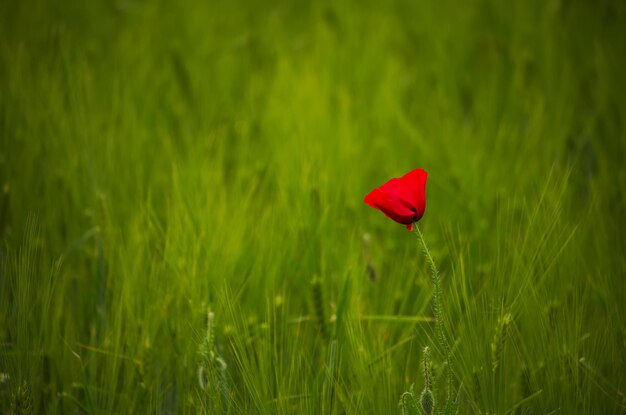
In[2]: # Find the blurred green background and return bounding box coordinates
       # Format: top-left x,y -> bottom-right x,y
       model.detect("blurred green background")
1,0 -> 625,413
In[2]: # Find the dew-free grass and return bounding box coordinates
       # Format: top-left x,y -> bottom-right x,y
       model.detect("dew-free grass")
1,0 -> 625,413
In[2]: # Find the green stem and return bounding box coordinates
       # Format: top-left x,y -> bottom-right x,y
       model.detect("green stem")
413,224 -> 448,356
414,223 -> 455,402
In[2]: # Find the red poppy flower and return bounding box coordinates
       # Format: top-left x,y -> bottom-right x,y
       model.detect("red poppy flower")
364,168 -> 428,231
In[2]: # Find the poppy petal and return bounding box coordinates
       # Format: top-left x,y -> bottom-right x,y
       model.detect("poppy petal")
364,189 -> 415,224
390,169 -> 427,220
364,168 -> 428,228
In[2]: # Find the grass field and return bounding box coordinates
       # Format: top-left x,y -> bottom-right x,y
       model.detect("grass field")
1,0 -> 626,413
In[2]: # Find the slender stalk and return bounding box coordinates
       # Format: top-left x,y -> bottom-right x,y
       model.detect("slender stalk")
414,223 -> 455,403
413,224 -> 449,357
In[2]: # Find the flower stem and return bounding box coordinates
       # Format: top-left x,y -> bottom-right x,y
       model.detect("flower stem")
413,223 -> 455,401
413,224 -> 448,355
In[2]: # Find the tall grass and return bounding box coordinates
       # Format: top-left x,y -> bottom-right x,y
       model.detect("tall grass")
1,0 -> 625,413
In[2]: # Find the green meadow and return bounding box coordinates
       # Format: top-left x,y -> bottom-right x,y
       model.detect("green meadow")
1,0 -> 625,413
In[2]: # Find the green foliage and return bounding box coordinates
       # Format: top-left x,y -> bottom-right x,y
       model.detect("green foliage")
197,311 -> 230,413
9,382 -> 33,415
1,0 -> 626,413
490,313 -> 512,373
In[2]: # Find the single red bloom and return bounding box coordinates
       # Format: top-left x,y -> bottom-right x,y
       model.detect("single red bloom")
364,168 -> 428,231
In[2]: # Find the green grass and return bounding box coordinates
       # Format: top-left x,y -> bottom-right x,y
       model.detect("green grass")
1,0 -> 626,413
